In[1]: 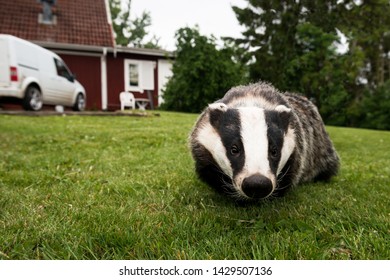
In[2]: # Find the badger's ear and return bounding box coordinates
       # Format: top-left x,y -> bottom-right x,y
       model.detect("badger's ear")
208,103 -> 227,128
208,102 -> 228,111
274,105 -> 292,130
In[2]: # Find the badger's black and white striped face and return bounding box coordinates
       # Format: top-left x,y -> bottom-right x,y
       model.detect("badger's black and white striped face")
195,103 -> 295,200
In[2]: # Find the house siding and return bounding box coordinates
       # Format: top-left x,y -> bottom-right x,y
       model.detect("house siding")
59,54 -> 102,110
106,52 -> 161,111
106,53 -> 125,110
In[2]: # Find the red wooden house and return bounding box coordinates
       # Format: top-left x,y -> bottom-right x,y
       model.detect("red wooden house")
0,0 -> 173,110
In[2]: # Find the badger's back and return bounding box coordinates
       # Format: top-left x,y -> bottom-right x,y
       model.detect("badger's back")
282,93 -> 340,185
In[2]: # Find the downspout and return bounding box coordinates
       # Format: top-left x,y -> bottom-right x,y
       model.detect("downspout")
101,47 -> 108,110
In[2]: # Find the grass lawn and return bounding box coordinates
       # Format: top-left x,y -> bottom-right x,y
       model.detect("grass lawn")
0,112 -> 389,260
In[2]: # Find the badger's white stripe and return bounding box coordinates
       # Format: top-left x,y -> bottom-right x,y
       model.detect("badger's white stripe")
196,123 -> 233,178
239,107 -> 270,176
277,127 -> 295,175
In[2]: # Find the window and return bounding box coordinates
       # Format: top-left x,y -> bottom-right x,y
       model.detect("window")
124,59 -> 155,93
54,58 -> 73,81
129,63 -> 139,87
38,0 -> 57,25
124,60 -> 142,92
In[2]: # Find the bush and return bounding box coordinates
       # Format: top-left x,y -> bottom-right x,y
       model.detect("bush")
358,81 -> 390,130
162,27 -> 246,113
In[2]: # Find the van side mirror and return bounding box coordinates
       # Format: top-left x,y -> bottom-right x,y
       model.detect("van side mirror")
68,74 -> 75,82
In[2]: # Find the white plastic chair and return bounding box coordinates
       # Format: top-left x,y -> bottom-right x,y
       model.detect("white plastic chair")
119,91 -> 135,110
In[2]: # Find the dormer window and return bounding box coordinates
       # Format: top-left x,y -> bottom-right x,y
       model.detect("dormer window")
38,0 -> 57,25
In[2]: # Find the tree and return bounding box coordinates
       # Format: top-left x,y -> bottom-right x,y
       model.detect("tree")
231,0 -> 373,125
109,0 -> 160,48
359,80 -> 390,130
231,0 -> 354,88
286,22 -> 364,125
162,27 -> 247,113
339,0 -> 390,89
232,1 -> 303,88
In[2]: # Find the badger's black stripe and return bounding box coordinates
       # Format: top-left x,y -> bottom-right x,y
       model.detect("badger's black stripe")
210,108 -> 246,177
265,110 -> 289,174
192,142 -> 233,193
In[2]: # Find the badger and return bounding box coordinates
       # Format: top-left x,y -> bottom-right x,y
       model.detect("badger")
190,82 -> 340,201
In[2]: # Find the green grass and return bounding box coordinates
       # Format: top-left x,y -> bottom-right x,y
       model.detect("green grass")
0,112 -> 389,260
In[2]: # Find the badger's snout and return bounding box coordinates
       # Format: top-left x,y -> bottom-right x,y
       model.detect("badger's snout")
241,174 -> 273,199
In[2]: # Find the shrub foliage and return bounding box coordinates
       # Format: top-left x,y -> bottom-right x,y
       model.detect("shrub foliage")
162,27 -> 246,113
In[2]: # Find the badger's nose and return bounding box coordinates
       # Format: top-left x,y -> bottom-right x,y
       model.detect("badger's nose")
242,174 -> 273,199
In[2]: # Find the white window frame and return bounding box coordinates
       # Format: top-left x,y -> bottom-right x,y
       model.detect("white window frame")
124,59 -> 143,93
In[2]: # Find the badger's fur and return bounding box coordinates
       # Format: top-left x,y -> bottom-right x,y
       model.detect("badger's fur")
190,82 -> 340,201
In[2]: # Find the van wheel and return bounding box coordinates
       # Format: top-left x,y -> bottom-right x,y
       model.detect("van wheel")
23,85 -> 43,111
73,93 -> 85,111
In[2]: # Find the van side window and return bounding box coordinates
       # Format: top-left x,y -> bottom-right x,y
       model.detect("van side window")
54,58 -> 73,81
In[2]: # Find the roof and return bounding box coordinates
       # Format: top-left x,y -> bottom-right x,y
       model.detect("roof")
0,0 -> 115,48
114,45 -> 174,59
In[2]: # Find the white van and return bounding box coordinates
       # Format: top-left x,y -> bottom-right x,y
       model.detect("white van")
0,34 -> 86,111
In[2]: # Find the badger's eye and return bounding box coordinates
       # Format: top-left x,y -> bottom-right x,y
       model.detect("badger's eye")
230,145 -> 241,156
270,145 -> 279,158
